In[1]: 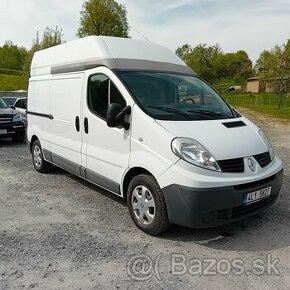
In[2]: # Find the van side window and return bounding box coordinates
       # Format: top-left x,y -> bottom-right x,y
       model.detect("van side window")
110,82 -> 126,107
88,74 -> 126,119
88,75 -> 109,118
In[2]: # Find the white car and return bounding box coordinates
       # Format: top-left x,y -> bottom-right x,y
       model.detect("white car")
13,97 -> 27,124
27,36 -> 283,235
225,86 -> 242,92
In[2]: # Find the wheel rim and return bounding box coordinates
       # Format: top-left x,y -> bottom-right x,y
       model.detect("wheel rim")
33,145 -> 42,168
131,185 -> 156,226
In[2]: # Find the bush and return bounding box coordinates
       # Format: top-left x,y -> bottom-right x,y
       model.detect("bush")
0,74 -> 28,91
0,68 -> 25,76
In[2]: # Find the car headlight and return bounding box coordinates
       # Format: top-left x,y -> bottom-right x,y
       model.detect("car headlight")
12,114 -> 23,123
258,129 -> 274,160
171,137 -> 221,171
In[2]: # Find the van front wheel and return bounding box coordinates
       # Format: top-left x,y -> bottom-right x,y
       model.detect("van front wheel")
32,140 -> 52,173
127,174 -> 171,235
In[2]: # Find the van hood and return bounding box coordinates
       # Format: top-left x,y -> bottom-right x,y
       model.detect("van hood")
156,117 -> 268,160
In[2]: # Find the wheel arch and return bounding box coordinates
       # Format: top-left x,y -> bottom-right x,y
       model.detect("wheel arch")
122,167 -> 154,200
29,135 -> 39,152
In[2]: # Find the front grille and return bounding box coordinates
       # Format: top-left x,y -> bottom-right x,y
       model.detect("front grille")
216,195 -> 276,220
232,196 -> 276,218
254,152 -> 271,168
218,158 -> 244,173
233,174 -> 275,191
217,209 -> 228,220
0,117 -> 11,124
218,151 -> 272,173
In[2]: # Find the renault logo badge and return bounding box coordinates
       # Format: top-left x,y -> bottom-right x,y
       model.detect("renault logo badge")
248,157 -> 256,172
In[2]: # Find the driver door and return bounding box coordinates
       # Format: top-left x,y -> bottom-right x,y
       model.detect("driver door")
81,67 -> 131,195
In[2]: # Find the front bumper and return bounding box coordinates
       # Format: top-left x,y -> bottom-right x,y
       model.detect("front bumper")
0,123 -> 25,138
162,169 -> 283,228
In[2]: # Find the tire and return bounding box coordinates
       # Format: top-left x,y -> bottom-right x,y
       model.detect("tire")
31,139 -> 53,173
12,133 -> 25,143
127,174 -> 171,235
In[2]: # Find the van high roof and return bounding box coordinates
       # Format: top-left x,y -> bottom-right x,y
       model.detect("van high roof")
30,36 -> 194,77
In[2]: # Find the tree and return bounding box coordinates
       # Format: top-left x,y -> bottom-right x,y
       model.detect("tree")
175,44 -> 192,64
176,43 -> 253,84
213,51 -> 253,83
77,0 -> 129,38
176,43 -> 221,82
23,26 -> 65,73
0,41 -> 27,71
256,40 -> 290,108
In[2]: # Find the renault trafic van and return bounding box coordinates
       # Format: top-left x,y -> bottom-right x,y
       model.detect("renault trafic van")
27,36 -> 283,235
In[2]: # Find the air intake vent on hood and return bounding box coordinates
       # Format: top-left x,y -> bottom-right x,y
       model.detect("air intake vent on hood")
222,121 -> 246,128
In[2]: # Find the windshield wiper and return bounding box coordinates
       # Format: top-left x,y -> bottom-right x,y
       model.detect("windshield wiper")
146,105 -> 197,120
189,109 -> 232,119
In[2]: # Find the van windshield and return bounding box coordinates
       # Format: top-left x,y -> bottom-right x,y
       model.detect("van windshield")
117,71 -> 236,121
0,98 -> 8,108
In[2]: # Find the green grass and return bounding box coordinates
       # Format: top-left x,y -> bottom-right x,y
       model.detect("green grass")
222,92 -> 290,120
239,105 -> 290,119
213,79 -> 237,92
0,74 -> 28,91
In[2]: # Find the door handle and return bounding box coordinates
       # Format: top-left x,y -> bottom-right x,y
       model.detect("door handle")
84,117 -> 89,134
75,116 -> 80,132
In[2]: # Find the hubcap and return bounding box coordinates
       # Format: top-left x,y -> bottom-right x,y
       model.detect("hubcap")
33,145 -> 42,168
131,185 -> 156,226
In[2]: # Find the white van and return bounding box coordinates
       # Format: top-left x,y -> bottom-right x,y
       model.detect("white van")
27,36 -> 283,235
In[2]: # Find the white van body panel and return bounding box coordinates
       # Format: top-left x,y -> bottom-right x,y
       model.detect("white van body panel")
50,73 -> 84,166
129,105 -> 179,180
27,76 -> 51,151
30,36 -> 186,78
30,37 -> 110,76
100,36 -> 185,65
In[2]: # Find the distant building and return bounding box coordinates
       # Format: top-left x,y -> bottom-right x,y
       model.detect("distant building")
247,77 -> 290,93
246,77 -> 265,93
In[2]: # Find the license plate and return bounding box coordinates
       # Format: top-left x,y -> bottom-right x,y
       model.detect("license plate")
0,129 -> 7,135
244,187 -> 271,205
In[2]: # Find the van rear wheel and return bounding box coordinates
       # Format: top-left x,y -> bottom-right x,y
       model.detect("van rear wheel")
32,140 -> 52,173
127,174 -> 171,235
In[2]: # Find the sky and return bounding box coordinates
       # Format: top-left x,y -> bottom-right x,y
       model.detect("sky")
0,0 -> 289,63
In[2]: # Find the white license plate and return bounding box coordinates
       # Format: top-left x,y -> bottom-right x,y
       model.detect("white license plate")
0,129 -> 7,135
244,187 -> 272,205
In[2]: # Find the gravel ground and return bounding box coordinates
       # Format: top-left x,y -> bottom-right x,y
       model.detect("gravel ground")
0,109 -> 289,289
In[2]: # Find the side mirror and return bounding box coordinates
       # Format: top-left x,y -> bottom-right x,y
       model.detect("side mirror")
106,103 -> 131,130
10,105 -> 16,110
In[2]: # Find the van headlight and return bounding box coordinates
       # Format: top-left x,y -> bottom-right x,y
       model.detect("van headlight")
171,137 -> 221,171
12,114 -> 23,123
258,129 -> 274,160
